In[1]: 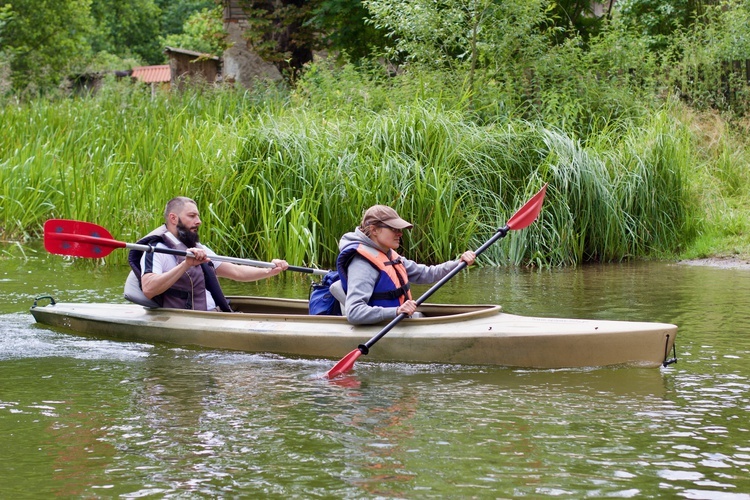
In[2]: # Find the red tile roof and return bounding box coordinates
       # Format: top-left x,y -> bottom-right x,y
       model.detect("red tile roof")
131,65 -> 171,83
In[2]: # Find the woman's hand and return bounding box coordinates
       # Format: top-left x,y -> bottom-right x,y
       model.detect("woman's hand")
397,300 -> 418,316
460,250 -> 476,266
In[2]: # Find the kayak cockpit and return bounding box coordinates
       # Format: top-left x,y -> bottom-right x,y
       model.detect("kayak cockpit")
226,295 -> 501,319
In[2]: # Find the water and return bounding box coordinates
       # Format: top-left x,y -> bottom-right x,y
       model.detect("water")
1,245 -> 749,498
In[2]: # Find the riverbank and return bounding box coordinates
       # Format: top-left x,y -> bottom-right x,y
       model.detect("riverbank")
678,255 -> 750,270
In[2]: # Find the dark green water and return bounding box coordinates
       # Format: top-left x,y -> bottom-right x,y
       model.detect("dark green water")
1,244 -> 749,498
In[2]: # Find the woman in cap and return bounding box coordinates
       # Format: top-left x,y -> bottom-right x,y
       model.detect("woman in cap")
336,205 -> 475,325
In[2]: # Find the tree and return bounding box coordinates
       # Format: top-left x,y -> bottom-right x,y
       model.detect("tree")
362,0 -> 549,97
616,0 -> 705,51
239,0 -> 315,79
157,0 -> 215,36
89,0 -> 164,64
238,0 -> 389,80
0,0 -> 232,94
161,5 -> 228,55
1,0 -> 94,93
310,0 -> 389,61
544,0 -> 606,44
364,0 -> 547,67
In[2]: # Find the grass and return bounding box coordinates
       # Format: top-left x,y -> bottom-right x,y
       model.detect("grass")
672,107 -> 750,260
1,73 -> 747,268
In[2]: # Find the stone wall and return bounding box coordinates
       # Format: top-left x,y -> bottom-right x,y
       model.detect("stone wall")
222,21 -> 282,87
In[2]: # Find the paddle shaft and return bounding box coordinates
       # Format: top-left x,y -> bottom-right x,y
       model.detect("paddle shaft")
131,241 -> 326,275
47,232 -> 329,276
358,225 -> 509,354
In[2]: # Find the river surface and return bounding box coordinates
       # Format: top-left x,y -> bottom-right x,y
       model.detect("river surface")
1,244 -> 749,499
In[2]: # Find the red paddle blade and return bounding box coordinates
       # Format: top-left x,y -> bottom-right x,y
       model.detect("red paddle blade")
507,183 -> 548,231
44,219 -> 122,258
323,349 -> 362,379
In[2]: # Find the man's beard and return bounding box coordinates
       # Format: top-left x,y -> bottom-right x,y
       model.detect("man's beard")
176,218 -> 200,248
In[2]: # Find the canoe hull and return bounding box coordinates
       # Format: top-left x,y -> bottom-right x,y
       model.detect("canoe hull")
30,296 -> 677,369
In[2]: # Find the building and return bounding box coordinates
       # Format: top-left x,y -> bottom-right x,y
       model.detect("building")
130,64 -> 171,97
129,48 -> 221,95
164,46 -> 222,86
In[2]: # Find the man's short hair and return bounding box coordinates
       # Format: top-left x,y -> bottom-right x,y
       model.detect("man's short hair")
164,197 -> 197,224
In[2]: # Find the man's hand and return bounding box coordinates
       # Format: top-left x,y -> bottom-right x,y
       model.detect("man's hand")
272,259 -> 289,271
186,247 -> 209,267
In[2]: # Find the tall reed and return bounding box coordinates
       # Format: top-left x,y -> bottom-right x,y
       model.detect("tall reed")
1,83 -> 696,268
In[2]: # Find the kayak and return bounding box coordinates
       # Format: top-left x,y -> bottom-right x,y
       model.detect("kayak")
29,295 -> 678,369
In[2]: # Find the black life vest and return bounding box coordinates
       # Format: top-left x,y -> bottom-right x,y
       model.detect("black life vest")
127,226 -> 232,312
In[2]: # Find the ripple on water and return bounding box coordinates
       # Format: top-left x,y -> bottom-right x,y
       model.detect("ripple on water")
0,312 -> 152,362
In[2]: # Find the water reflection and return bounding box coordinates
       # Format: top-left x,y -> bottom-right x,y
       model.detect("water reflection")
1,249 -> 750,497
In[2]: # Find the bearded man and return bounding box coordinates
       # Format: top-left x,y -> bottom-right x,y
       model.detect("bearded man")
125,196 -> 287,311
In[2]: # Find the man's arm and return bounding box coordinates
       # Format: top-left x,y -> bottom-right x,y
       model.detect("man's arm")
141,247 -> 208,299
215,259 -> 288,282
142,260 -> 191,299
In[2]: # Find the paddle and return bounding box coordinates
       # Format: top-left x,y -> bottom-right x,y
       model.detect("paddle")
43,219 -> 330,276
324,183 -> 548,379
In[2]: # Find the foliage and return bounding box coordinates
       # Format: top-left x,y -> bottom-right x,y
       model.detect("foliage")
661,0 -> 750,114
89,0 -> 163,64
161,5 -> 228,56
0,0 -> 94,94
363,0 -> 548,69
79,51 -> 142,75
0,0 -> 221,94
237,0 -> 315,79
309,0 -> 389,61
362,0 -> 552,105
157,0 -> 215,36
615,0 -> 704,51
0,4 -> 11,94
0,3 -> 11,33
292,59 -> 480,117
544,0 -> 607,43
522,16 -> 659,140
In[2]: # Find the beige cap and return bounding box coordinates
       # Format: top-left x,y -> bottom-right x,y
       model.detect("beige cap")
361,205 -> 413,229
